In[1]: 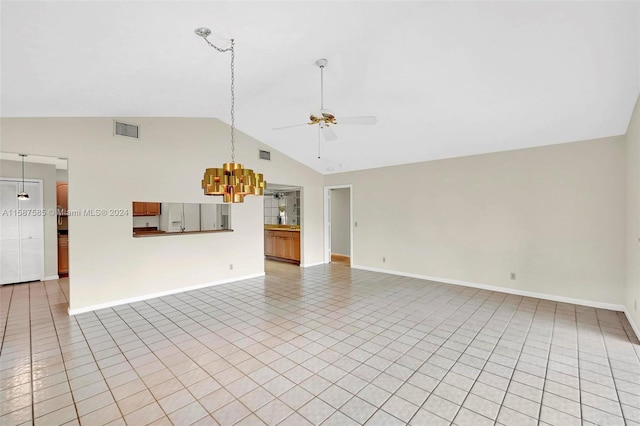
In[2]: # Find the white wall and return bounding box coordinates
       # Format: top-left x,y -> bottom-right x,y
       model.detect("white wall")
626,95 -> 640,334
56,169 -> 68,182
325,137 -> 626,306
330,188 -> 350,256
133,215 -> 160,229
0,117 -> 324,312
1,159 -> 58,279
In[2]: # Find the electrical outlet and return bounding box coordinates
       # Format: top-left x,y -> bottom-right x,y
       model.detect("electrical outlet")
382,257 -> 386,263
229,264 -> 233,270
510,272 -> 516,280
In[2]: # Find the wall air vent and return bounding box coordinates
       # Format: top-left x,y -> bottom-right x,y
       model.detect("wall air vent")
114,121 -> 140,139
259,150 -> 271,160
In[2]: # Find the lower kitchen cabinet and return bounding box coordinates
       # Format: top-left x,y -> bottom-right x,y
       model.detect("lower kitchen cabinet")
265,230 -> 300,264
58,235 -> 69,275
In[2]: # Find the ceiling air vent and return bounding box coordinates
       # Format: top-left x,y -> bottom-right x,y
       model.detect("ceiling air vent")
114,121 -> 140,139
259,150 -> 271,160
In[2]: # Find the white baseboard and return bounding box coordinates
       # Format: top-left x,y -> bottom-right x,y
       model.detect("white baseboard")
301,261 -> 325,268
43,275 -> 60,281
352,264 -> 626,312
624,308 -> 640,340
68,272 -> 265,316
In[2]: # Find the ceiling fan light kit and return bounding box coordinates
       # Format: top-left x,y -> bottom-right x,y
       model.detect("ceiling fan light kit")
195,27 -> 265,203
273,58 -> 377,158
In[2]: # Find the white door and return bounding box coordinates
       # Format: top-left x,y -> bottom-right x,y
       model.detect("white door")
18,181 -> 43,282
1,181 -> 21,283
0,179 -> 44,285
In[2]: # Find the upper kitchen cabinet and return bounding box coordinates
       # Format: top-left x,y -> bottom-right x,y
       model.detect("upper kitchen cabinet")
133,202 -> 161,216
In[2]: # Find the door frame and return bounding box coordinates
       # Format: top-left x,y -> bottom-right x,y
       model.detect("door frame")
324,184 -> 353,264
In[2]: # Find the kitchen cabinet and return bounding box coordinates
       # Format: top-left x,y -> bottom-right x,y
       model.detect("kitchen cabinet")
58,235 -> 69,275
56,182 -> 68,212
145,202 -> 160,215
264,231 -> 275,256
264,229 -> 300,264
133,202 -> 161,216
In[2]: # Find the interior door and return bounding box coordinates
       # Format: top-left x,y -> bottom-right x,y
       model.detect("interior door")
18,181 -> 43,282
0,181 -> 20,284
0,179 -> 44,285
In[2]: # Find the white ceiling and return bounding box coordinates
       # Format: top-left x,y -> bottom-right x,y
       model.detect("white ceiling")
2,1 -> 638,174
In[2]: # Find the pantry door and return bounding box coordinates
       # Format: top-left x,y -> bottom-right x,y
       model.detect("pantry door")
0,179 -> 44,285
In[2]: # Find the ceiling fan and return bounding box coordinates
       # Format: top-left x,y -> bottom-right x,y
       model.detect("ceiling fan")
274,58 -> 377,157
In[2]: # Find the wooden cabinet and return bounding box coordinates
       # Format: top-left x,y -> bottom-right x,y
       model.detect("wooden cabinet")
264,230 -> 275,256
56,182 -> 68,212
145,202 -> 160,215
132,202 -> 161,216
264,230 -> 300,264
292,232 -> 301,261
58,235 -> 69,275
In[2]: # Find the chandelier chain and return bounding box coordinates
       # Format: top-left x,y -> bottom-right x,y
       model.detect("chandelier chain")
230,39 -> 235,163
202,37 -> 235,163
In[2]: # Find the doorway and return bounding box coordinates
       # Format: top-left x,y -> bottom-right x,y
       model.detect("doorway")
264,183 -> 302,266
324,185 -> 353,266
0,153 -> 68,289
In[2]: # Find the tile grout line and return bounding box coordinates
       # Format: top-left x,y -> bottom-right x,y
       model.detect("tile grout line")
359,285 -> 491,423
592,308 -> 629,422
29,282 -> 36,424
448,294 -> 537,425
2,263 -> 640,425
37,280 -> 82,424
574,304 -> 584,423
333,283 -> 492,424
534,302 -> 559,424
373,287 -> 501,424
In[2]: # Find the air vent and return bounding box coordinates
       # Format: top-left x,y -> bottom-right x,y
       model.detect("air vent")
259,150 -> 271,160
114,121 -> 140,139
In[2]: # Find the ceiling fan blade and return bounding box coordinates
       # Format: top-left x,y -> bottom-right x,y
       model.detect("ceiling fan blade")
336,116 -> 377,125
272,123 -> 309,130
321,125 -> 337,141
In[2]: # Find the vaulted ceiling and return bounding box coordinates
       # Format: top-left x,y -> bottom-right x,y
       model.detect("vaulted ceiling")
2,1 -> 638,174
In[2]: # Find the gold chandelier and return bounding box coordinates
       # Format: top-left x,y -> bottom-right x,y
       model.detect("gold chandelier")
195,28 -> 265,203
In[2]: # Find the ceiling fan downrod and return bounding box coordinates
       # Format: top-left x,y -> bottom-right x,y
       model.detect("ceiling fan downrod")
316,59 -> 328,110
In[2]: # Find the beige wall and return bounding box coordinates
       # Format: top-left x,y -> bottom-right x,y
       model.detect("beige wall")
1,159 -> 59,279
626,96 -> 640,333
0,117 -> 324,312
325,137 -> 627,306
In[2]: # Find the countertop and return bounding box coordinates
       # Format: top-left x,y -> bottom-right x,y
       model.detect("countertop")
264,226 -> 300,232
133,226 -> 165,236
133,228 -> 233,237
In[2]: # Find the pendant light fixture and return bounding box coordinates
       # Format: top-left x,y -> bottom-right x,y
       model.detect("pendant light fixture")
17,154 -> 29,200
195,27 -> 265,203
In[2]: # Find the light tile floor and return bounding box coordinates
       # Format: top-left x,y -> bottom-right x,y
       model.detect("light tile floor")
1,261 -> 639,425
